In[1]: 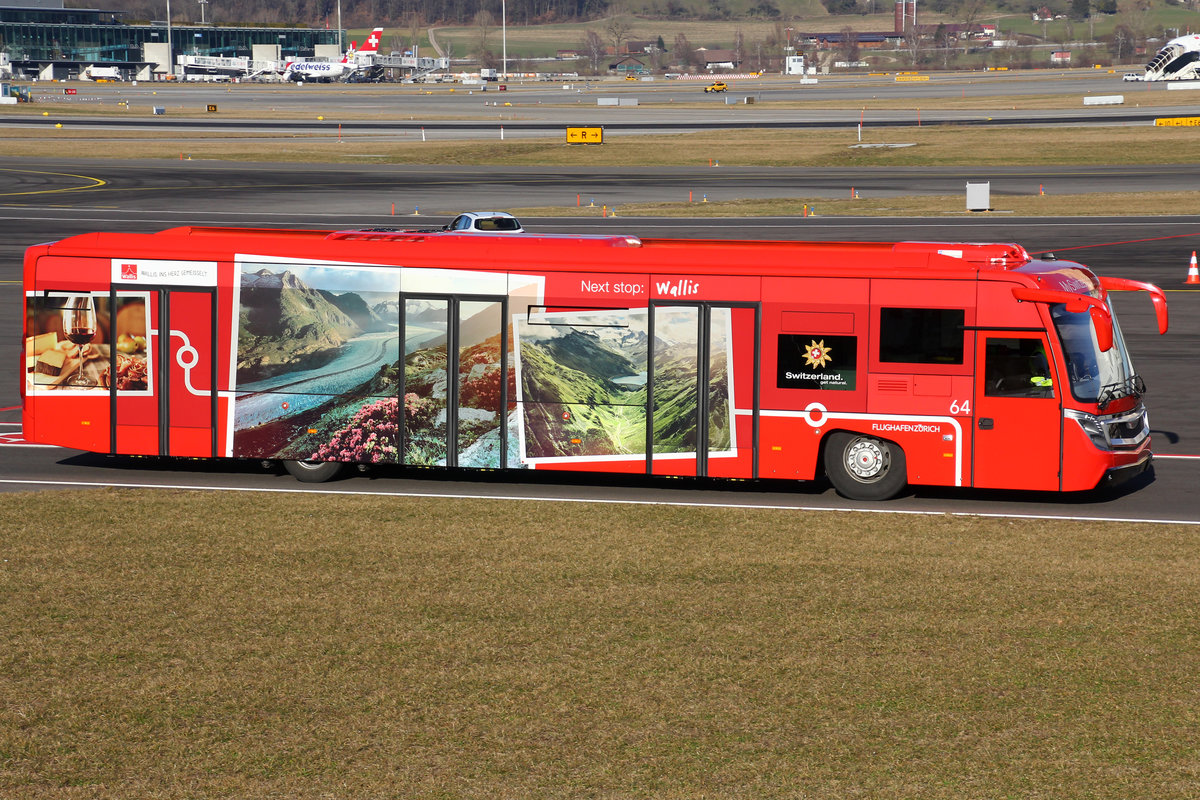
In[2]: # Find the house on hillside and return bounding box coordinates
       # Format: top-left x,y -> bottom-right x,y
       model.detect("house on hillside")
626,39 -> 661,54
610,55 -> 648,74
795,31 -> 895,49
697,48 -> 740,70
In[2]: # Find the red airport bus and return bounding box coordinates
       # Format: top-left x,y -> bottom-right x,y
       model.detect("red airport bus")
21,226 -> 1169,500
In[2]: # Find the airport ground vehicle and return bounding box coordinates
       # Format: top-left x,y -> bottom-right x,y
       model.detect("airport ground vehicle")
21,228 -> 1168,499
80,65 -> 122,81
703,82 -> 728,92
443,211 -> 524,233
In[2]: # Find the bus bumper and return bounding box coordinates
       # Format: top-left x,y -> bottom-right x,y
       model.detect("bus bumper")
1063,418 -> 1153,491
1101,450 -> 1152,488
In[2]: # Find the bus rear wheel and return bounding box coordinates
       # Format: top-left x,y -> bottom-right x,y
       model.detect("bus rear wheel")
824,432 -> 907,501
283,459 -> 345,483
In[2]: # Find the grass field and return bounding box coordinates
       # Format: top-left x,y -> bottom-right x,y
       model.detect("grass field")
423,12 -> 907,58
524,190 -> 1200,217
5,70 -> 1198,798
6,124 -> 1200,168
2,488 -> 1198,798
367,6 -> 1136,60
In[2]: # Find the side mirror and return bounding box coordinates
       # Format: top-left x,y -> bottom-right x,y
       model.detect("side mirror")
1099,276 -> 1169,334
1012,287 -> 1114,352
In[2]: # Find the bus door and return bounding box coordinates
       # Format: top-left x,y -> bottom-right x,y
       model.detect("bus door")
972,332 -> 1062,491
112,287 -> 218,458
399,294 -> 509,469
647,302 -> 759,478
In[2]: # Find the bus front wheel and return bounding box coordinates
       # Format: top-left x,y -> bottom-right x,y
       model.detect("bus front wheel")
824,432 -> 907,501
283,459 -> 345,483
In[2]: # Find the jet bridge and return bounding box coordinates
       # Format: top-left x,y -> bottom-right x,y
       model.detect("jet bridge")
369,53 -> 450,82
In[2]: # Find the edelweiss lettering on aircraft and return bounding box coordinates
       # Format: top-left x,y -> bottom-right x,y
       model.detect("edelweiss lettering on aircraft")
283,27 -> 383,82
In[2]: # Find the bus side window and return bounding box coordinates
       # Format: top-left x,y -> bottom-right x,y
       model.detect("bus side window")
879,307 -> 965,364
984,338 -> 1054,398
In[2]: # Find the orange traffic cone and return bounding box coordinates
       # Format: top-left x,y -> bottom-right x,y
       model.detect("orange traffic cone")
1187,251 -> 1200,285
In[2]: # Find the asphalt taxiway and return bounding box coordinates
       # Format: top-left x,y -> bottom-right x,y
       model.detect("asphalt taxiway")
7,68 -> 1198,138
1,158 -> 1196,521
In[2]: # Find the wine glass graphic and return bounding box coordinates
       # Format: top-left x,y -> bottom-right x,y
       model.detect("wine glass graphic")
62,296 -> 97,387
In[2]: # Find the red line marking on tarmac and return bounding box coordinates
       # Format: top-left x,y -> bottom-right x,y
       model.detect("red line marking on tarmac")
1028,232 -> 1200,256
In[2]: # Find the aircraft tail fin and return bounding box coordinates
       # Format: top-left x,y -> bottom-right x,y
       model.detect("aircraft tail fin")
358,28 -> 385,55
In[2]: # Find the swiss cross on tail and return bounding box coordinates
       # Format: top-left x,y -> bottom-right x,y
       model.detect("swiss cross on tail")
360,28 -> 384,53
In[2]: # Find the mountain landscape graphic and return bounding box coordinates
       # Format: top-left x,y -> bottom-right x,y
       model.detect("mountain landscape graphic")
517,310 -> 733,460
238,268 -> 363,381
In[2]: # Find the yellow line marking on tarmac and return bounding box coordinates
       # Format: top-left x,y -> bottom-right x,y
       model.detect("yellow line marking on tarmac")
0,204 -> 119,209
0,168 -> 107,197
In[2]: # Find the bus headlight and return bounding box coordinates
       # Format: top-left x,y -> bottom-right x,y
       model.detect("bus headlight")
1065,408 -> 1107,449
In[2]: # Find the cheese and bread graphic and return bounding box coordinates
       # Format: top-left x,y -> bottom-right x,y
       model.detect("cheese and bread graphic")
26,332 -> 73,385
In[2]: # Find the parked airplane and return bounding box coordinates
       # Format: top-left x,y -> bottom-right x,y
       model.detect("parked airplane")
283,28 -> 384,82
1124,33 -> 1200,81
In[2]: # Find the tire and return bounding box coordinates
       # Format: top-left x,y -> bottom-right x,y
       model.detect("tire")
283,459 -> 345,483
823,432 -> 907,501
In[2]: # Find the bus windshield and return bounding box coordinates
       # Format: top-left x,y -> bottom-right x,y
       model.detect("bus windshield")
1050,302 -> 1139,407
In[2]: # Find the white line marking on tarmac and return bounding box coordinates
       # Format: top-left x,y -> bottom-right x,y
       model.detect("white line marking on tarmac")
0,478 -> 1196,526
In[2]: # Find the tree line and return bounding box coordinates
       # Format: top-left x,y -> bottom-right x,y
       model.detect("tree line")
76,0 -> 631,28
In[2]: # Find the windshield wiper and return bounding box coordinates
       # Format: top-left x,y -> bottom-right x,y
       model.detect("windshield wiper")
1097,375 -> 1146,411
1097,383 -> 1121,411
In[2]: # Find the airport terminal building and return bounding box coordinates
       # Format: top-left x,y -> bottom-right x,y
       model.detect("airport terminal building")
1,0 -> 342,80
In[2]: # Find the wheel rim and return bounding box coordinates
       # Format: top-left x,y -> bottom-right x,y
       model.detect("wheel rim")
845,438 -> 890,483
